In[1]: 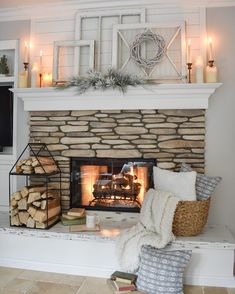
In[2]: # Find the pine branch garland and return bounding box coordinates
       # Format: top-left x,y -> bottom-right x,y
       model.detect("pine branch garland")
56,68 -> 144,94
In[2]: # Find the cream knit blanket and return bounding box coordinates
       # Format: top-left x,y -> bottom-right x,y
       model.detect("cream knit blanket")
116,189 -> 179,272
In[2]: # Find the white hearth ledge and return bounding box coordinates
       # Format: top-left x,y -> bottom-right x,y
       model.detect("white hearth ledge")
11,83 -> 222,111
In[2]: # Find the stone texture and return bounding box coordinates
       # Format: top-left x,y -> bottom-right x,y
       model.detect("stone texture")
102,140 -> 128,145
70,144 -> 90,149
157,162 -> 176,169
62,150 -> 95,157
159,140 -> 204,149
49,116 -> 77,121
67,121 -> 88,126
92,144 -> 110,149
149,129 -> 176,135
90,122 -> 117,128
113,145 -> 136,149
97,149 -> 141,158
61,137 -> 100,144
146,123 -> 178,129
60,125 -> 89,132
115,126 -> 147,135
159,109 -> 204,117
30,126 -> 58,132
47,144 -> 69,151
71,110 -> 97,116
29,109 -> 205,211
178,128 -> 205,135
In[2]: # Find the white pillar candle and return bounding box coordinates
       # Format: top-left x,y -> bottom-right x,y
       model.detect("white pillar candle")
31,63 -> 38,88
18,71 -> 28,88
195,57 -> 204,83
24,41 -> 28,63
42,73 -> 52,87
208,37 -> 213,61
206,64 -> 218,83
187,39 -> 191,63
39,50 -> 43,73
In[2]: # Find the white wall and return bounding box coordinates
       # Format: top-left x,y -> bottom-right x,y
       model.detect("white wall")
206,7 -> 235,236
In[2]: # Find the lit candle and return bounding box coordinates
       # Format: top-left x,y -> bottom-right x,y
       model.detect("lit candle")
31,62 -> 38,88
42,73 -> 52,87
24,41 -> 28,63
39,50 -> 43,73
187,39 -> 191,63
195,57 -> 204,83
208,37 -> 213,61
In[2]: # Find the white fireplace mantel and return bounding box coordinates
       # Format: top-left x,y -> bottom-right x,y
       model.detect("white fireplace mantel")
11,83 -> 222,111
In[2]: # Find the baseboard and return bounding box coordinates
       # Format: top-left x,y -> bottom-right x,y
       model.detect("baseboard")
184,274 -> 235,288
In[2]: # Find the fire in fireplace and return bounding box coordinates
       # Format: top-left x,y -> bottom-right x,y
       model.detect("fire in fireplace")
71,158 -> 156,212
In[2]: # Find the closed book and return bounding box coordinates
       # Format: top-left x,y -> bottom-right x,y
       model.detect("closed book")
67,208 -> 85,217
111,271 -> 137,285
113,280 -> 136,291
106,279 -> 135,294
61,216 -> 86,226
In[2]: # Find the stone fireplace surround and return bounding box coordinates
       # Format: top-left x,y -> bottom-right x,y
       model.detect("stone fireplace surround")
11,84 -> 221,211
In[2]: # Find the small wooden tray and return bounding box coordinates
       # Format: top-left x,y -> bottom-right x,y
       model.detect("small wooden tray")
69,224 -> 100,232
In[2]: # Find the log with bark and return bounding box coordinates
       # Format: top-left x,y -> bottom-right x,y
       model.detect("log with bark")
10,185 -> 60,229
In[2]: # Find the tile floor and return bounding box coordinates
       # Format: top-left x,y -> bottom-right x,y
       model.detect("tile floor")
0,267 -> 234,294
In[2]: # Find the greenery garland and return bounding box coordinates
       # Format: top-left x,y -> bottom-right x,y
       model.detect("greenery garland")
56,68 -> 144,94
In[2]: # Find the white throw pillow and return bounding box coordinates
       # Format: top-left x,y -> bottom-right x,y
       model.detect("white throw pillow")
153,166 -> 197,201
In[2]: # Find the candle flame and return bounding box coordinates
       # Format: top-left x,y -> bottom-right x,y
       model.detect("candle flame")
24,41 -> 28,47
188,39 -> 191,46
40,50 -> 43,56
208,37 -> 212,44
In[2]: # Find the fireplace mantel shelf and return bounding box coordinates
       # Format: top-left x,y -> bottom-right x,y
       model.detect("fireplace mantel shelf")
11,83 -> 222,111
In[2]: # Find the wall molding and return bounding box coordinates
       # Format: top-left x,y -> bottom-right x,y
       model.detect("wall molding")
0,0 -> 235,22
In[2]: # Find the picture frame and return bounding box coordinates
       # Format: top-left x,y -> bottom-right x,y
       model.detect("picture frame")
111,22 -> 186,81
52,40 -> 95,84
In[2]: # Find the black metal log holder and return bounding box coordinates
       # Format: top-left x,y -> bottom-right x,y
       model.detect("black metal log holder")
9,143 -> 61,230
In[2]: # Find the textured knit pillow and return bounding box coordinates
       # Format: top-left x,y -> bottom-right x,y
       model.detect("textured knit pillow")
137,245 -> 192,294
180,163 -> 222,200
153,166 -> 197,201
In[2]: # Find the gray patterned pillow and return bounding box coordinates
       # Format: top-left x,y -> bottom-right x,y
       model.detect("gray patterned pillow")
137,245 -> 192,294
180,163 -> 222,200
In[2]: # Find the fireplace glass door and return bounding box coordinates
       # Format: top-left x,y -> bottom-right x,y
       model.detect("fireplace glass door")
71,158 -> 155,212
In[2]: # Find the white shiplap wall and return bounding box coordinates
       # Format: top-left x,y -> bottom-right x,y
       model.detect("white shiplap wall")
30,5 -> 205,81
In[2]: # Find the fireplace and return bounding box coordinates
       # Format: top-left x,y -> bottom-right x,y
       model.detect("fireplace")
70,158 -> 156,212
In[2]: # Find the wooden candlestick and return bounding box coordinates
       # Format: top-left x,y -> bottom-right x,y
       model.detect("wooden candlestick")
187,62 -> 193,83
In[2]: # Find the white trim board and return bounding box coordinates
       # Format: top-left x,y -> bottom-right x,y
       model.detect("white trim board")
11,83 -> 222,111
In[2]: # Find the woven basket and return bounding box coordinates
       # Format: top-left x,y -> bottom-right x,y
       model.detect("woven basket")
172,198 -> 211,237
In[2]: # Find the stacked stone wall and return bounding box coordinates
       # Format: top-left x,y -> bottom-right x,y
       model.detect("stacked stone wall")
29,109 -> 205,210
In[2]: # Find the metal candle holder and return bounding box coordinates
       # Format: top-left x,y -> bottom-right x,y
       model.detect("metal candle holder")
208,60 -> 214,67
187,62 -> 193,83
39,73 -> 42,88
23,62 -> 29,71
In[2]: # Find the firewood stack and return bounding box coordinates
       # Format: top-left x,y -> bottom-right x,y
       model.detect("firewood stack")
10,186 -> 61,229
16,156 -> 58,174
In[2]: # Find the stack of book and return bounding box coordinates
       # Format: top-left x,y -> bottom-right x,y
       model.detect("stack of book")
61,208 -> 85,226
107,271 -> 137,293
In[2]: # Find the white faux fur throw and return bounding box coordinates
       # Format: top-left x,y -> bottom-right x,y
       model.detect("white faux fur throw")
116,189 -> 179,272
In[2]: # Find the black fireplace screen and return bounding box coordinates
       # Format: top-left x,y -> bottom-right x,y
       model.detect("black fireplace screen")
70,158 -> 156,212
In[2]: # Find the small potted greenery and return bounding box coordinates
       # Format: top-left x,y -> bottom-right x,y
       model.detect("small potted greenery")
0,55 -> 9,76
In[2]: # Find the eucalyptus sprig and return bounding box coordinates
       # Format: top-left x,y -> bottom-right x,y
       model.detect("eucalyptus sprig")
56,68 -> 144,94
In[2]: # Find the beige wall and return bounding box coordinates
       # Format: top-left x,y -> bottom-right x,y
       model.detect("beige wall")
206,7 -> 235,236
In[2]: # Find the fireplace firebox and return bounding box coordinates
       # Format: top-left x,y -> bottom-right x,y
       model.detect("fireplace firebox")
70,158 -> 156,212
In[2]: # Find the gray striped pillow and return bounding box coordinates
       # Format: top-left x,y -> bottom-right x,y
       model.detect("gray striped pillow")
137,245 -> 192,294
180,163 -> 222,200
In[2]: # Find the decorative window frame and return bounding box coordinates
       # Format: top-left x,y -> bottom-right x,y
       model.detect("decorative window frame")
74,8 -> 146,72
52,40 -> 95,84
111,22 -> 186,81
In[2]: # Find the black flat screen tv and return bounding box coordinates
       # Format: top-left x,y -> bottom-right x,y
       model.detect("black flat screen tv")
0,85 -> 13,152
